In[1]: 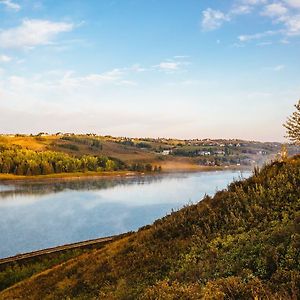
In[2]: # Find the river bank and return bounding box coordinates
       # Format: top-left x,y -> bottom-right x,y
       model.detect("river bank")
0,164 -> 249,184
0,170 -> 141,183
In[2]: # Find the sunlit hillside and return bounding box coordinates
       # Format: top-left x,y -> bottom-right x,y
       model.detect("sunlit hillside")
1,134 -> 295,175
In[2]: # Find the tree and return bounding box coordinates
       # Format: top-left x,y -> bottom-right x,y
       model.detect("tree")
283,100 -> 300,144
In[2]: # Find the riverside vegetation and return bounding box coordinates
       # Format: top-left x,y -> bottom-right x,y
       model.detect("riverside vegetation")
0,144 -> 160,176
0,154 -> 299,299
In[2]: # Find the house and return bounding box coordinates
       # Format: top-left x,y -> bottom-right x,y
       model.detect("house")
215,150 -> 225,155
257,150 -> 267,155
198,151 -> 211,156
162,150 -> 171,155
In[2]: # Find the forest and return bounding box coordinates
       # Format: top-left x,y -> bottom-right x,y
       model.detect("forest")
0,144 -> 158,176
0,154 -> 299,299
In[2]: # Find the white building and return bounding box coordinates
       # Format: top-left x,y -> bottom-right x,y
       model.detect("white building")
162,150 -> 171,155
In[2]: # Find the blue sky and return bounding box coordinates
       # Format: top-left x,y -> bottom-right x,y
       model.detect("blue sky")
0,0 -> 299,141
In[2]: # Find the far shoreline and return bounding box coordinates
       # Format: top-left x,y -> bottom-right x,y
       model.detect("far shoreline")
0,164 -> 251,184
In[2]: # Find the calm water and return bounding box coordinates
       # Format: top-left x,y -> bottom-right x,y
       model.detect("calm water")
0,170 -> 250,258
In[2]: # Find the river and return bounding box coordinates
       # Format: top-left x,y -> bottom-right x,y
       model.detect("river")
0,170 -> 251,258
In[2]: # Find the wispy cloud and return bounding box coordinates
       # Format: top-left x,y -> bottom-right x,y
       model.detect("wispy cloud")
261,3 -> 288,17
0,19 -> 74,49
283,15 -> 300,35
0,54 -> 12,62
260,2 -> 300,36
173,55 -> 190,59
129,64 -> 147,73
256,41 -> 273,46
0,0 -> 20,11
237,1 -> 300,42
273,64 -> 285,71
201,8 -> 230,31
154,58 -> 190,73
241,0 -> 267,5
230,5 -> 253,15
201,0 -> 266,31
157,62 -> 181,71
202,0 -> 300,39
284,0 -> 300,8
262,64 -> 286,72
238,30 -> 280,41
58,69 -> 137,88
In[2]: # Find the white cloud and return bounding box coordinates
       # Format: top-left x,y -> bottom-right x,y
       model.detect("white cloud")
283,0 -> 300,8
231,5 -> 253,15
0,19 -> 74,49
262,64 -> 286,71
201,0 -> 300,39
201,1 -> 268,31
259,2 -> 300,35
261,3 -> 288,17
0,54 -> 12,62
202,8 -> 230,31
246,91 -> 272,99
280,38 -> 290,43
257,41 -> 273,46
130,64 -> 147,72
241,0 -> 267,4
56,68 -> 135,89
238,14 -> 300,41
273,64 -> 285,71
154,58 -> 190,72
231,42 -> 246,47
173,55 -> 190,59
157,62 -> 181,71
0,68 -> 136,104
228,0 -> 268,17
238,30 -> 279,41
83,69 -> 123,83
284,14 -> 300,35
0,0 -> 20,11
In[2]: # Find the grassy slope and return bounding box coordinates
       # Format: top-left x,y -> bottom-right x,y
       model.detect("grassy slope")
1,135 -> 157,164
0,249 -> 86,293
1,156 -> 299,299
51,139 -> 157,164
0,135 -> 220,173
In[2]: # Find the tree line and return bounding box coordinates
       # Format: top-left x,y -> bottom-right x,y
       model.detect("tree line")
61,136 -> 102,149
0,148 -> 126,175
0,145 -> 161,176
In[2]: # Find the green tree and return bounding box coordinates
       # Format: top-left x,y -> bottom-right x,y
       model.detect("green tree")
283,99 -> 300,144
145,163 -> 152,172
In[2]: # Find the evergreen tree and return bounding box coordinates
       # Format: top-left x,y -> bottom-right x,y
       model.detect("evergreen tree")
283,99 -> 300,144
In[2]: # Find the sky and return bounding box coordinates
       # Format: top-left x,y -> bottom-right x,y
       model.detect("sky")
0,0 -> 299,141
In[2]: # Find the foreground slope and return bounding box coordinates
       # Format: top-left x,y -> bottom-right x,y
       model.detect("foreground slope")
1,156 -> 299,299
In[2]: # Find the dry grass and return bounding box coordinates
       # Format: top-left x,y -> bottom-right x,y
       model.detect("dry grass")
159,161 -> 222,172
2,136 -> 58,151
0,170 -> 138,182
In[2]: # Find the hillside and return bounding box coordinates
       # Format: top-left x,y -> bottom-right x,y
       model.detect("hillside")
0,135 -> 157,165
0,156 -> 299,299
1,134 -> 298,173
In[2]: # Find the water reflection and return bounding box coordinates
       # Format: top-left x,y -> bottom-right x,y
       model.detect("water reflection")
0,171 -> 250,258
